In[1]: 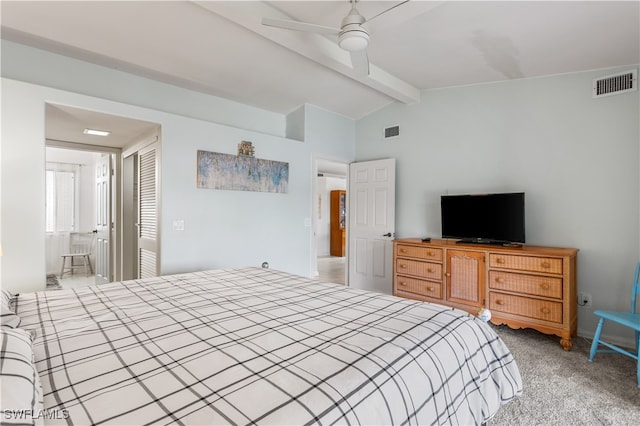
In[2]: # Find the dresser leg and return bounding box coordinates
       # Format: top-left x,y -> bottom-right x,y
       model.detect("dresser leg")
560,337 -> 573,351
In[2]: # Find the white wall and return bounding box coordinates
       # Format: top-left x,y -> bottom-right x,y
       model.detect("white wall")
1,79 -> 355,293
159,117 -> 311,275
1,40 -> 357,293
1,41 -> 286,138
356,67 -> 640,343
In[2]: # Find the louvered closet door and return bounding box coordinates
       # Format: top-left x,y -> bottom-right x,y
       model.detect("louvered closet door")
138,142 -> 159,279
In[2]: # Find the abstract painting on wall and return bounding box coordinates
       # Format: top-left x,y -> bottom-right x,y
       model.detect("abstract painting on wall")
197,150 -> 289,193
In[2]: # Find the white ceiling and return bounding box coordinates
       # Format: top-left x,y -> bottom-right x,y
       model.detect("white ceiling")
2,0 -> 639,141
45,104 -> 160,149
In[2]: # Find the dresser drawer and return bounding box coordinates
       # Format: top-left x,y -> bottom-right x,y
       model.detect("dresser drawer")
489,271 -> 562,299
395,259 -> 442,281
396,276 -> 443,299
489,254 -> 562,274
396,244 -> 443,261
489,292 -> 562,323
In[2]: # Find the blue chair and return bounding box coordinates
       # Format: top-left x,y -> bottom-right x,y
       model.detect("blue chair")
589,262 -> 640,387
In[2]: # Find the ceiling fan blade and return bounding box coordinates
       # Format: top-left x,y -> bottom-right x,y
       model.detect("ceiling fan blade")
365,0 -> 410,23
350,50 -> 370,76
262,18 -> 340,35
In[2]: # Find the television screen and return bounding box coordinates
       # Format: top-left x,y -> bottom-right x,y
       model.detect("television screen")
441,192 -> 525,244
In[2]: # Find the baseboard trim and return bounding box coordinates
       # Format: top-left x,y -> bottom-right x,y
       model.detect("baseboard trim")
577,327 -> 636,351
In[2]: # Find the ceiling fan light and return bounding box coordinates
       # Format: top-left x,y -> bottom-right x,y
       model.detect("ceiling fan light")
339,31 -> 369,52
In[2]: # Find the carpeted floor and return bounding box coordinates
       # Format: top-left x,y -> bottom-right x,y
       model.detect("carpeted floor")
490,325 -> 639,425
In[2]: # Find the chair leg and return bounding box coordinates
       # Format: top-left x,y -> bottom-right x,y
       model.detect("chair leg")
60,257 -> 66,278
86,255 -> 94,275
636,330 -> 640,388
589,318 -> 606,362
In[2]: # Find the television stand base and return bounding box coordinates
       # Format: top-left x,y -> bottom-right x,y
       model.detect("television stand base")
455,239 -> 523,248
456,239 -> 500,246
502,242 -> 524,248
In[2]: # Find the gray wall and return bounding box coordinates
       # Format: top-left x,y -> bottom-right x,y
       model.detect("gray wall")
355,67 -> 640,343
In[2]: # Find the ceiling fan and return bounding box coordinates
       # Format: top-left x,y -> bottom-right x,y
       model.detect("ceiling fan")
262,0 -> 410,76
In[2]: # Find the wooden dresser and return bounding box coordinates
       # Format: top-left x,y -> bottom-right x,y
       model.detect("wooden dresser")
393,238 -> 578,350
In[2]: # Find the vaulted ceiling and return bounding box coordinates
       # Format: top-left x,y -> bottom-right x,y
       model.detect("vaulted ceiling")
2,1 -> 639,122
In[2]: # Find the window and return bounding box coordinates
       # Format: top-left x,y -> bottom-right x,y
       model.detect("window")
45,164 -> 78,233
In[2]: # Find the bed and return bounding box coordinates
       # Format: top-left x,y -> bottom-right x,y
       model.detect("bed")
5,267 -> 522,425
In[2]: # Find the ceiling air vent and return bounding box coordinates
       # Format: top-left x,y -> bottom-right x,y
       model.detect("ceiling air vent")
593,69 -> 637,98
384,125 -> 400,140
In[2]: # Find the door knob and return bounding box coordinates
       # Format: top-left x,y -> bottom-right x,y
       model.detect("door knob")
383,232 -> 392,237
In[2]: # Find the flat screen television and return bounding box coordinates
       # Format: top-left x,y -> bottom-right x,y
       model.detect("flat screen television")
441,192 -> 525,244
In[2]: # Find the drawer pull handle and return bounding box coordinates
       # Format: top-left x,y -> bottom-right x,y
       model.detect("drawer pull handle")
427,268 -> 434,273
541,307 -> 551,314
400,264 -> 407,269
496,258 -> 505,264
399,282 -> 407,287
427,252 -> 434,256
495,299 -> 504,305
539,283 -> 550,290
445,272 -> 451,277
541,261 -> 551,268
400,249 -> 407,253
427,287 -> 434,291
495,277 -> 505,284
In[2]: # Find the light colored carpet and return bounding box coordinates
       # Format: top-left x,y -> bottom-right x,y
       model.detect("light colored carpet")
490,325 -> 639,425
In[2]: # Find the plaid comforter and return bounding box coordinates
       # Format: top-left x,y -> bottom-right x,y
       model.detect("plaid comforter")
15,267 -> 522,425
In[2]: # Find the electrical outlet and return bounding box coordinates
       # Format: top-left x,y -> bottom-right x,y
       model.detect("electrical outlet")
579,292 -> 592,307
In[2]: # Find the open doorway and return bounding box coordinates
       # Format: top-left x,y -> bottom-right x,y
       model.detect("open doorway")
314,159 -> 348,285
45,103 -> 160,289
45,146 -> 115,289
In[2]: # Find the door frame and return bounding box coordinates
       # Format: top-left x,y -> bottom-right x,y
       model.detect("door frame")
312,155 -> 350,285
45,140 -> 122,281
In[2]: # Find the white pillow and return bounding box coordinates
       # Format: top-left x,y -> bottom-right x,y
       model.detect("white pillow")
0,327 -> 44,425
1,289 -> 20,328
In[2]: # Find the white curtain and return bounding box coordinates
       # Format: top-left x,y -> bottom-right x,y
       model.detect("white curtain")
46,165 -> 78,233
45,233 -> 69,275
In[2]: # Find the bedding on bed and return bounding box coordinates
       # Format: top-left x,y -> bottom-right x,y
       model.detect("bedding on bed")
13,267 -> 522,425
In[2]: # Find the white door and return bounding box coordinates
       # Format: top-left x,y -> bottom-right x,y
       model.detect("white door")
95,154 -> 111,284
348,158 -> 396,294
138,142 -> 159,278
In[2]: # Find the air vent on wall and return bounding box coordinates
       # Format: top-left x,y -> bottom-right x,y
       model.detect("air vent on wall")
384,125 -> 400,139
593,69 -> 637,98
